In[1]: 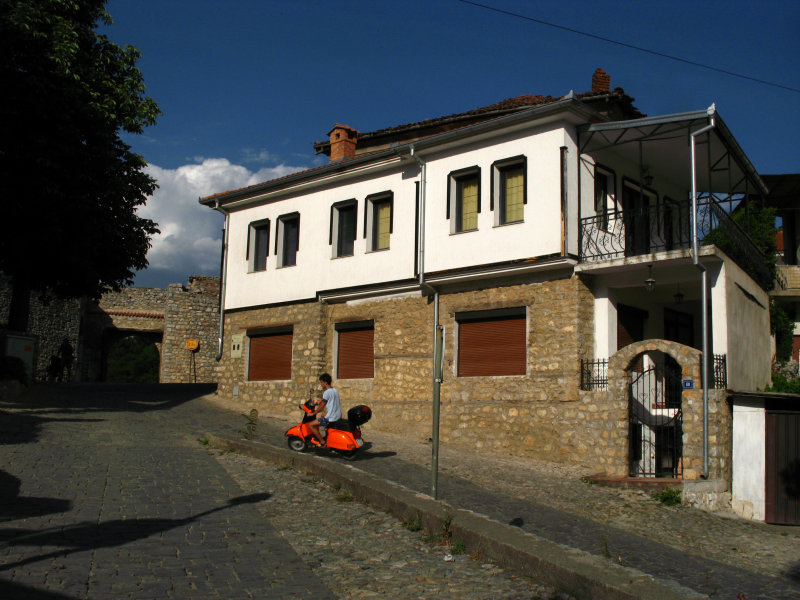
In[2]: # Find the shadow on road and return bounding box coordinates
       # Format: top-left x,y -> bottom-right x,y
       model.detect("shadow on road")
0,578 -> 78,599
0,492 -> 270,572
0,470 -> 71,524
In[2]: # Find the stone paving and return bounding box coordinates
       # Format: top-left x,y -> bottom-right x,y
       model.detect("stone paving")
209,394 -> 800,600
2,384 -> 799,599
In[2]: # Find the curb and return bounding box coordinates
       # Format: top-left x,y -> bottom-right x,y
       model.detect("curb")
204,433 -> 706,600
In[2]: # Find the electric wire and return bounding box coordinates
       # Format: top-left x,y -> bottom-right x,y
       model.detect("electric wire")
456,0 -> 800,94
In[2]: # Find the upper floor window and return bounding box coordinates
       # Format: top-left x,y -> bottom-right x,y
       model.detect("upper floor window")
276,213 -> 299,267
491,156 -> 526,225
594,164 -> 616,232
365,192 -> 393,251
448,167 -> 480,233
330,200 -> 357,258
247,219 -> 270,272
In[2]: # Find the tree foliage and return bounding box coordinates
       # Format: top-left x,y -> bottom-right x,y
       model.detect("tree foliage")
105,334 -> 159,383
0,0 -> 160,328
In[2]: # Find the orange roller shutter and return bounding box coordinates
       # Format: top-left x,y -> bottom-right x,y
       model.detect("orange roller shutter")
458,316 -> 526,376
249,332 -> 292,380
338,328 -> 374,379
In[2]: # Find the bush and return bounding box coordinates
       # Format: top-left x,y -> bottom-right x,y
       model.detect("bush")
652,487 -> 682,506
766,372 -> 800,394
0,356 -> 27,385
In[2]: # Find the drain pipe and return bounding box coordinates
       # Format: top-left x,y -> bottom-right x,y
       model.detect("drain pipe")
410,145 -> 442,499
690,106 -> 716,480
212,200 -> 230,361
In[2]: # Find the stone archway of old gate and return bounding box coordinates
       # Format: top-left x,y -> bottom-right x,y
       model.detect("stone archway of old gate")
608,340 -> 706,480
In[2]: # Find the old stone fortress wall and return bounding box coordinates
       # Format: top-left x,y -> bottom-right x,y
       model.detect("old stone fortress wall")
0,275 -> 220,384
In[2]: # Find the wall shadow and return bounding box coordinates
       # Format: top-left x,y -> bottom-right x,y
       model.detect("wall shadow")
0,470 -> 71,523
0,493 -> 269,573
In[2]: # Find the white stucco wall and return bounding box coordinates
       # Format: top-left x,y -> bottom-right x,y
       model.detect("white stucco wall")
731,400 -> 765,521
722,256 -> 771,391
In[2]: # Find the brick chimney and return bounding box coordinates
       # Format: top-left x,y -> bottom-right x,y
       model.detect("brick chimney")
592,68 -> 611,93
328,124 -> 358,161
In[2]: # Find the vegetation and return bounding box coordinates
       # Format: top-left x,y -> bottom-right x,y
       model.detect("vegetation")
766,373 -> 800,395
0,0 -> 160,330
0,356 -> 27,385
770,299 -> 794,363
105,335 -> 159,383
652,487 -> 682,506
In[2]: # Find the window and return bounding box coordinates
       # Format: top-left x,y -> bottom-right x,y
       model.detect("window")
448,167 -> 480,233
336,321 -> 374,379
329,200 -> 357,258
247,219 -> 270,272
276,213 -> 299,267
492,157 -> 526,225
248,327 -> 292,380
365,192 -> 393,251
594,165 -> 616,231
456,308 -> 526,376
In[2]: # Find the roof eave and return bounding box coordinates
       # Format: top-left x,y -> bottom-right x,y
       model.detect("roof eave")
202,98 -> 598,208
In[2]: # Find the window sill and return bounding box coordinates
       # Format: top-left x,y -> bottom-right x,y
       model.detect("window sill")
366,247 -> 390,254
450,228 -> 478,236
493,220 -> 524,228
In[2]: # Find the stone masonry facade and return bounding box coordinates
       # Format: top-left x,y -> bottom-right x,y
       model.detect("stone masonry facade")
217,274 -> 732,502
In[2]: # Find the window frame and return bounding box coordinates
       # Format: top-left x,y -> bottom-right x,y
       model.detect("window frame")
491,156 -> 527,226
246,219 -> 270,272
364,191 -> 393,252
447,166 -> 481,234
594,164 -> 617,232
456,307 -> 527,377
247,325 -> 293,381
329,200 -> 358,258
276,212 -> 300,267
335,320 -> 375,380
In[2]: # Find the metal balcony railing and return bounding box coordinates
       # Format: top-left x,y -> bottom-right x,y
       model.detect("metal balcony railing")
579,197 -> 776,290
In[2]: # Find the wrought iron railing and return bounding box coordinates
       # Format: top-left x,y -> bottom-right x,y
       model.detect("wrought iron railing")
581,353 -> 726,391
580,358 -> 608,391
712,354 -> 727,389
579,197 -> 775,289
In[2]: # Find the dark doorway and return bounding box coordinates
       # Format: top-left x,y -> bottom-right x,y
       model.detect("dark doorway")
622,185 -> 651,256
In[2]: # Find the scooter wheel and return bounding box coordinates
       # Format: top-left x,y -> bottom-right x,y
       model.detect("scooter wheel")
340,450 -> 358,460
287,436 -> 307,453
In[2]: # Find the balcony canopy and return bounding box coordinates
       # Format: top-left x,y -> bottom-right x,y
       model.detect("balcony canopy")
579,105 -> 768,198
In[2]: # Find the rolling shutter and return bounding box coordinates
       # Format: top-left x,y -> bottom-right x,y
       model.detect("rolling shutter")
458,314 -> 526,377
337,326 -> 374,379
249,331 -> 292,380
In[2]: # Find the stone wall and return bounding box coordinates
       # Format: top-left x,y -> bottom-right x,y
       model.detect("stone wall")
0,276 -> 82,382
217,275 -> 611,467
161,277 -> 221,383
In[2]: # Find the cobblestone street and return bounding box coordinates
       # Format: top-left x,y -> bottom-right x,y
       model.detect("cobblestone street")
1,384 -> 798,599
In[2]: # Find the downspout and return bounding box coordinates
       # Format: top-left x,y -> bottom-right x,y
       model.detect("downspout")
409,145 -> 442,499
690,106 -> 716,480
212,200 -> 230,361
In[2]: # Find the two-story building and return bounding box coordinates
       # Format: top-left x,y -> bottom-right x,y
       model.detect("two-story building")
201,70 -> 776,503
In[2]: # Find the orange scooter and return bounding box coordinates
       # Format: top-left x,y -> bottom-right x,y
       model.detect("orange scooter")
285,400 -> 372,459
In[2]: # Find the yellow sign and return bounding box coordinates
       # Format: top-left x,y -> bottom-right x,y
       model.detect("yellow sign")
186,339 -> 199,351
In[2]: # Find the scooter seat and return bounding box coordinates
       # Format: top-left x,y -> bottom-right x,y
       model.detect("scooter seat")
325,418 -> 353,432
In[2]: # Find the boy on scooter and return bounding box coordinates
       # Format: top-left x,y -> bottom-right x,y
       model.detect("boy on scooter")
308,373 -> 341,446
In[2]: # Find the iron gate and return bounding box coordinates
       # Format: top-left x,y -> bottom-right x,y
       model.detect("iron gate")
629,364 -> 683,478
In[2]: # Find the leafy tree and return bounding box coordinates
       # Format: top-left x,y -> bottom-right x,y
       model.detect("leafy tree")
105,335 -> 159,383
0,0 -> 160,330
770,299 -> 794,363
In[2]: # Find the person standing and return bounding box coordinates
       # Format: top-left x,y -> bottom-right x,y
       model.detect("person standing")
308,373 -> 341,446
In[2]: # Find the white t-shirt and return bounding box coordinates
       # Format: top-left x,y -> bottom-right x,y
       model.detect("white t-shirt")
322,387 -> 342,421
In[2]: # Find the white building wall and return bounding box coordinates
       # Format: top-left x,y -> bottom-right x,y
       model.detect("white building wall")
224,166 -> 416,309
422,125 -> 568,273
732,400 -> 765,520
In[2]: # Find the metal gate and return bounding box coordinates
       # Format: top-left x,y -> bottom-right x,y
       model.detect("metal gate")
629,362 -> 683,478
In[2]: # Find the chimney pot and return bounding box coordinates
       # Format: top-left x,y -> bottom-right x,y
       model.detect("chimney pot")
328,124 -> 358,161
592,68 -> 611,93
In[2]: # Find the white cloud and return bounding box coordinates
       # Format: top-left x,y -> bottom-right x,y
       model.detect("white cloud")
134,158 -> 308,287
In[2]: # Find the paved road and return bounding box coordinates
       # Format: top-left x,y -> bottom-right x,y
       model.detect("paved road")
0,384 -> 335,599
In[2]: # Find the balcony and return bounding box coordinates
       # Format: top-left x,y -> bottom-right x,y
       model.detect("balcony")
579,197 -> 777,290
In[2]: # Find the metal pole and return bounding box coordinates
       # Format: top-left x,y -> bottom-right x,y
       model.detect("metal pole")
431,292 -> 442,499
690,110 -> 715,480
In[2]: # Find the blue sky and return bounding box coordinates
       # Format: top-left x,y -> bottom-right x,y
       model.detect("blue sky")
100,0 -> 800,288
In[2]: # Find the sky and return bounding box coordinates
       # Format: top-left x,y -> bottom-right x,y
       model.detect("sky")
99,0 -> 800,289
